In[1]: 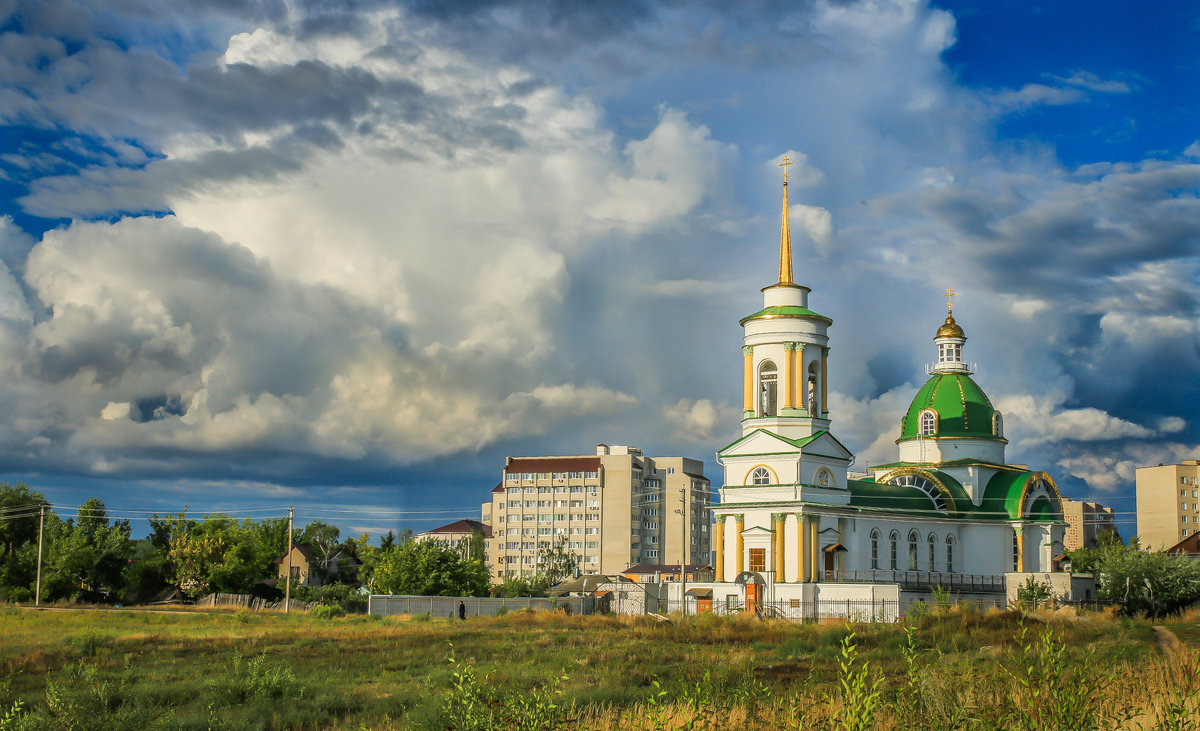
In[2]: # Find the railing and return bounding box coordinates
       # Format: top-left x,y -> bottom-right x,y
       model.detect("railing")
822,570 -> 1007,593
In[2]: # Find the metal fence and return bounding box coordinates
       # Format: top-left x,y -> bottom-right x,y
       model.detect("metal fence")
654,597 -> 1008,622
368,594 -> 597,619
828,570 -> 1007,593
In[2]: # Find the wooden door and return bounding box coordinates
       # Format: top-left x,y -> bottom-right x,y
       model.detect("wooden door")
696,597 -> 712,614
745,584 -> 760,614
824,551 -> 835,581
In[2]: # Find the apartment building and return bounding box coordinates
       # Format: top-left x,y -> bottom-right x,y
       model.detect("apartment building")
1060,499 -> 1117,551
1136,460 -> 1200,550
479,445 -> 711,583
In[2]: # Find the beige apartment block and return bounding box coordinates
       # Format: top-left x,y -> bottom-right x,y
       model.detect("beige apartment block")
1136,460 -> 1200,551
479,445 -> 711,583
1060,499 -> 1117,551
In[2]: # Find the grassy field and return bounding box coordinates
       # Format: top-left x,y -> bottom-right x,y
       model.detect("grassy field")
1,603 -> 1198,730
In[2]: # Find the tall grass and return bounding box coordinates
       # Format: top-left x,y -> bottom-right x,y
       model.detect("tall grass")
0,603 -> 1197,729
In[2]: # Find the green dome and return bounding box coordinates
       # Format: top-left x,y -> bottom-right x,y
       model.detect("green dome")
898,373 -> 1004,442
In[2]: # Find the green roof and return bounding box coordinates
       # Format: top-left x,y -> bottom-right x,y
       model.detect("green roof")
718,428 -> 849,456
852,468 -> 1062,522
898,373 -> 1004,442
739,305 -> 832,327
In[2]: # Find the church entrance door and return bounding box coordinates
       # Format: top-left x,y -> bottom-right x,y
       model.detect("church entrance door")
745,584 -> 761,614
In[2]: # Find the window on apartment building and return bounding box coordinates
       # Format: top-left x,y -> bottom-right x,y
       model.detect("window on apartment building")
522,514 -> 534,522
538,500 -> 550,507
646,550 -> 659,558
507,473 -> 519,482
587,499 -> 601,507
524,487 -> 535,494
538,487 -> 551,494
507,487 -> 520,495
554,485 -> 567,494
498,517 -> 505,524
1185,503 -> 1190,510
585,541 -> 599,549
555,527 -> 567,536
571,513 -> 583,521
539,514 -> 550,522
554,500 -> 567,507
538,528 -> 550,535
648,536 -> 658,544
586,471 -> 599,479
585,528 -> 599,535
570,486 -> 583,493
645,522 -> 659,530
870,530 -> 880,569
645,494 -> 659,502
749,548 -> 766,572
570,527 -> 582,534
585,556 -> 598,564
570,500 -> 583,507
667,467 -> 675,474
644,508 -> 659,517
522,473 -> 534,480
588,486 -> 599,495
554,514 -> 567,521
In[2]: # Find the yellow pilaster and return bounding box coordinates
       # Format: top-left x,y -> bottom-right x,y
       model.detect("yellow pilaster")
782,344 -> 795,409
810,517 -> 820,582
713,517 -> 725,582
801,515 -> 810,582
735,515 -> 745,575
774,514 -> 785,582
821,348 -> 829,416
795,514 -> 805,583
1015,526 -> 1025,572
794,344 -> 805,412
742,346 -> 754,414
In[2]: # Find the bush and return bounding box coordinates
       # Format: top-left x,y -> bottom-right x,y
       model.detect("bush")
310,603 -> 346,619
1016,577 -> 1054,608
207,653 -> 304,704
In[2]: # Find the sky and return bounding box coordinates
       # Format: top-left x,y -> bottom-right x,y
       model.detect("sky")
0,0 -> 1197,540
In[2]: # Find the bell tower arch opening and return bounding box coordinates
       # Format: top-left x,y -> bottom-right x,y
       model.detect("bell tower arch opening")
758,360 -> 778,417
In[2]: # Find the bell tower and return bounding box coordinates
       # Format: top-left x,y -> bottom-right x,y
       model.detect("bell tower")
739,156 -> 834,439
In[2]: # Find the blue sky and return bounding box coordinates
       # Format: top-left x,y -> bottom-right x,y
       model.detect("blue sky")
1,0 -> 1197,540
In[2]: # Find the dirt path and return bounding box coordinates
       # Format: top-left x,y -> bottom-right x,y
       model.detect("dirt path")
1152,625 -> 1183,656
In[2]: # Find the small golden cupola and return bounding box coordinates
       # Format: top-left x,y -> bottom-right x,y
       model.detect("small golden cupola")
931,288 -> 970,375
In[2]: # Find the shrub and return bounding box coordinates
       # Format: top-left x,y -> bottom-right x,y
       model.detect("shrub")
310,603 -> 346,619
207,653 -> 305,704
1016,577 -> 1054,608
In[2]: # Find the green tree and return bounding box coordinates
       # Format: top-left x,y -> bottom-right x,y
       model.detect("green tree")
298,520 -> 342,573
372,539 -> 488,597
536,538 -> 580,587
0,483 -> 50,600
1095,547 -> 1200,616
41,499 -> 132,601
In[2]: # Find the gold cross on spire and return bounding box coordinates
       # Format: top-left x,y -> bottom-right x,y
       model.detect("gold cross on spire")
778,154 -> 793,183
944,287 -> 958,313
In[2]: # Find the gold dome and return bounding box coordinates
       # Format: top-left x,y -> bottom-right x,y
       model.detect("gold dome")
935,313 -> 966,339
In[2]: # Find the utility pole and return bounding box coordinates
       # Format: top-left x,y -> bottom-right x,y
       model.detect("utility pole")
285,507 -> 294,613
35,505 -> 45,607
675,488 -> 687,614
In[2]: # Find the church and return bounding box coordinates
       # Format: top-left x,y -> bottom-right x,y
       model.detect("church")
678,159 -> 1084,616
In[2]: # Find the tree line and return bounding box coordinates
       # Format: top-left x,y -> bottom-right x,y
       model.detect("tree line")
0,483 -> 567,605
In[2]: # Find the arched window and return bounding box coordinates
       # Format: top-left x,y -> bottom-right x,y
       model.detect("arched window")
889,531 -> 899,571
919,409 -> 937,436
758,361 -> 778,417
749,467 -> 771,486
907,530 -> 919,570
886,474 -> 947,512
806,359 -> 820,414
870,529 -> 880,570
927,533 -> 936,571
993,412 -> 1004,437
816,468 -> 833,487
945,535 -> 955,573
1011,530 -> 1020,571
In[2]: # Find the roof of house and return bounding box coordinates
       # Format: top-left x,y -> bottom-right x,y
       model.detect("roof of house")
419,519 -> 492,538
274,544 -> 313,564
621,563 -> 712,574
1165,533 -> 1200,556
504,456 -> 602,474
491,482 -> 504,493
547,574 -> 618,596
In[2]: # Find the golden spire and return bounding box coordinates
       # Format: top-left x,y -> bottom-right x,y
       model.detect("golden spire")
944,287 -> 957,314
936,287 -> 965,339
778,155 -> 794,285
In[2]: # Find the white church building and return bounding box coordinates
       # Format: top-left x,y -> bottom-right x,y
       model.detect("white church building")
671,160 -> 1085,617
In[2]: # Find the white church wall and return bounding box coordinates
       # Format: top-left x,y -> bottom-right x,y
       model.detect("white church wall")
897,437 -> 1005,466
